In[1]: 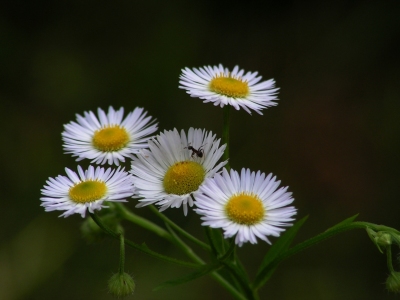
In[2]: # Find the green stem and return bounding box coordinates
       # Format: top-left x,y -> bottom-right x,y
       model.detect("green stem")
95,207 -> 247,300
148,205 -> 211,251
254,221 -> 400,290
387,246 -> 395,273
284,221 -> 400,260
90,212 -> 199,268
166,223 -> 247,300
118,232 -> 125,275
222,105 -> 231,170
113,203 -> 174,243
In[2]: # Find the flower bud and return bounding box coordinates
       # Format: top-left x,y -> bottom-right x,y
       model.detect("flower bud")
386,272 -> 400,293
376,232 -> 392,247
366,228 -> 392,253
108,272 -> 135,298
81,217 -> 105,243
81,216 -> 124,243
390,233 -> 400,247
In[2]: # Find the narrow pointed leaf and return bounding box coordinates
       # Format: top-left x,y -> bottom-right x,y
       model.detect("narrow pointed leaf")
223,260 -> 254,299
219,238 -> 236,261
324,214 -> 359,232
90,213 -> 199,269
254,216 -> 308,289
127,239 -> 200,268
205,227 -> 227,257
154,264 -> 223,290
149,205 -> 210,251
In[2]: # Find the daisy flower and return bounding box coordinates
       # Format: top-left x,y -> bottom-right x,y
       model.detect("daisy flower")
179,64 -> 279,115
194,168 -> 297,246
130,128 -> 227,215
40,165 -> 135,218
62,106 -> 158,165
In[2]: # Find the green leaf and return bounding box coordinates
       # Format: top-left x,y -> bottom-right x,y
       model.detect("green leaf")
154,264 -> 223,291
211,239 -> 253,298
203,232 -> 254,298
229,256 -> 250,291
149,205 -> 210,251
124,239 -> 200,269
253,216 -> 308,289
223,260 -> 254,298
204,227 -> 228,257
90,213 -> 199,269
218,238 -> 236,261
324,214 -> 359,232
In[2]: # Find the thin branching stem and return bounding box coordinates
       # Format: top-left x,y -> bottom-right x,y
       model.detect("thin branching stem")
222,105 -> 231,170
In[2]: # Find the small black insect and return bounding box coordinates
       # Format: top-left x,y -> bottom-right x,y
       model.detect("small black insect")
185,144 -> 204,158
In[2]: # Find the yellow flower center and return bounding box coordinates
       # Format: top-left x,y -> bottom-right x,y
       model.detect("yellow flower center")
69,180 -> 107,203
225,193 -> 265,225
209,74 -> 249,98
163,161 -> 205,195
92,125 -> 130,152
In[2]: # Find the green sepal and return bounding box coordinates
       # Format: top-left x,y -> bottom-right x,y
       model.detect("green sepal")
253,216 -> 308,290
154,264 -> 223,291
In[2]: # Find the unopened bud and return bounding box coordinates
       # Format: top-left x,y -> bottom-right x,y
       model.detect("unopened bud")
366,228 -> 392,253
386,272 -> 400,293
81,217 -> 105,243
376,232 -> 392,247
108,272 -> 135,298
81,216 -> 124,243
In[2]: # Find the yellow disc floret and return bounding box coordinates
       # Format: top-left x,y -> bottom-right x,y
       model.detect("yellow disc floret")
209,74 -> 250,98
163,161 -> 205,195
92,125 -> 130,152
69,180 -> 107,203
225,193 -> 265,225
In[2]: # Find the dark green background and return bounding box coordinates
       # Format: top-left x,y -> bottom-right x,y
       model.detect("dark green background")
1,1 -> 400,299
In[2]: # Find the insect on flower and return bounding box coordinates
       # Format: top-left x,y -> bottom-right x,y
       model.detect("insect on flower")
185,144 -> 205,158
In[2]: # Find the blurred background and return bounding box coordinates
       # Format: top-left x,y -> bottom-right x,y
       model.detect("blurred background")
1,1 -> 400,299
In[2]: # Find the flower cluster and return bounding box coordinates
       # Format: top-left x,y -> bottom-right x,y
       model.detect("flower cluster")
40,64 -> 296,246
41,106 -> 157,217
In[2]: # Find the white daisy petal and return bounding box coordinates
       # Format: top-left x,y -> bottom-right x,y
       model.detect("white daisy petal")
62,106 -> 158,166
179,64 -> 279,115
130,128 -> 227,215
40,165 -> 135,218
194,168 -> 297,246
